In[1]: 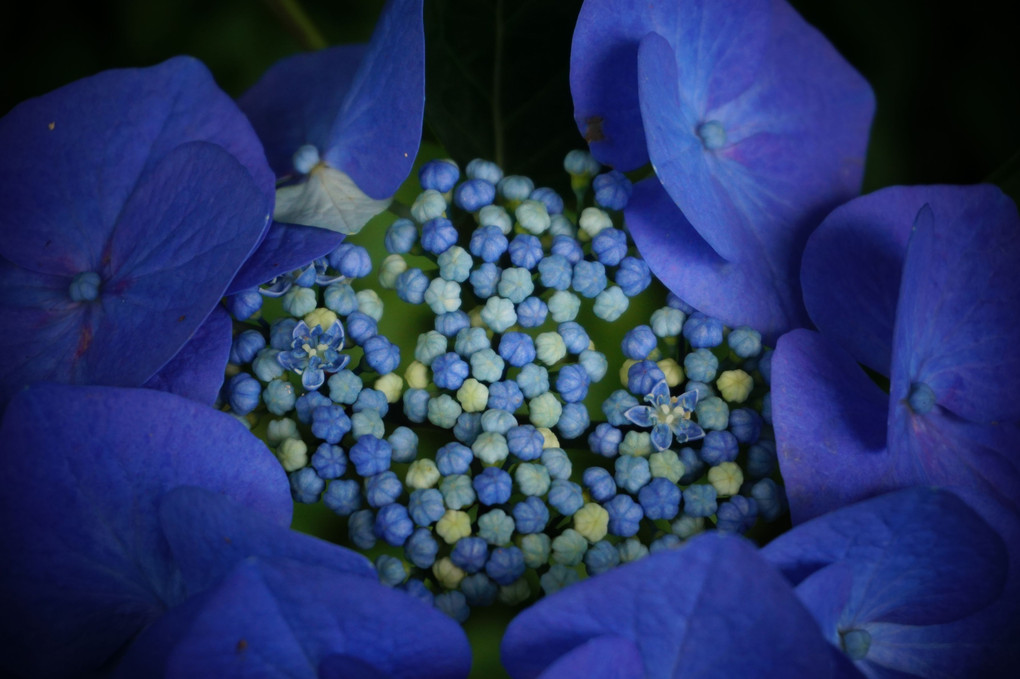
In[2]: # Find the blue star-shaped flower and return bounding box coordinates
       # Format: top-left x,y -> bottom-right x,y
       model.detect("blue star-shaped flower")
277,320 -> 350,391
623,379 -> 704,450
231,0 -> 426,290
570,0 -> 874,340
772,184 -> 1020,523
0,57 -> 275,412
0,384 -> 471,677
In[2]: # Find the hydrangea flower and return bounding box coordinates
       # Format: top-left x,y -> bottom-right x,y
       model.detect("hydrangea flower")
570,0 -> 874,339
0,384 -> 471,677
276,319 -> 350,390
772,184 -> 1020,523
232,0 -> 426,289
502,488 -> 1013,677
0,57 -> 275,411
623,379 -> 704,450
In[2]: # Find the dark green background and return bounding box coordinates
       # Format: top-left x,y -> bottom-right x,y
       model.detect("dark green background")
3,1 -> 1016,675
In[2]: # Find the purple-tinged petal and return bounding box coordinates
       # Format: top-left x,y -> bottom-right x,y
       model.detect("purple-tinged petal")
228,220 -> 344,292
502,532 -> 861,679
0,141 -> 271,409
0,384 -> 290,678
763,487 -> 1011,677
773,329 -> 903,524
650,423 -> 672,451
113,557 -> 471,679
159,486 -> 374,597
142,305 -> 231,405
629,1 -> 872,338
535,636 -> 644,679
623,404 -> 654,428
801,187 -> 941,375
0,56 -> 273,275
626,177 -> 796,341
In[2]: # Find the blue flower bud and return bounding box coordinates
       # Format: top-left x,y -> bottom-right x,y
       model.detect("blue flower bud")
537,254 -> 572,291
461,574 -> 499,607
614,455 -> 651,494
548,479 -> 584,516
716,495 -> 758,533
621,325 -> 656,361
556,322 -> 588,355
727,326 -> 762,358
589,423 -> 622,457
729,408 -> 763,444
453,412 -> 482,445
584,540 -> 620,576
627,360 -> 666,395
262,378 -> 296,416
472,431 -> 509,465
451,536 -> 489,574
758,348 -> 773,384
564,149 -> 600,176
482,382 -> 520,415
466,158 -> 503,184
405,527 -> 439,568
556,364 -> 590,403
385,218 -> 418,254
696,396 -> 730,431
374,503 -> 414,546
324,479 -> 361,516
289,467 -> 325,504
496,332 -> 534,367
751,478 -> 783,522
638,477 -> 681,520
396,268 -> 430,304
683,312 -> 725,348
349,435 -> 391,476
438,246 -> 474,284
547,291 -> 580,322
230,329 -> 267,365
435,591 -> 469,623
294,390 -> 330,423
506,424 -> 544,461
227,373 -> 261,415
469,224 -> 508,263
508,234 -> 543,270
583,467 -> 616,502
354,388 -> 388,416
478,509 -> 515,545
311,405 -> 351,444
604,494 -> 643,537
470,348 -> 506,382
469,261 -> 502,299
428,394 -> 462,429
473,467 -> 513,505
591,228 -> 627,267
556,402 -> 589,439
593,170 -> 633,210
486,546 -> 526,586
269,318 -> 298,350
683,484 -> 718,517
572,260 -> 607,298
497,175 -> 534,201
529,186 -> 564,214
376,554 -> 408,587
516,363 -> 549,398
515,296 -> 548,328
650,534 -> 682,553
437,442 -> 474,475
408,488 -> 446,526
602,389 -> 639,426
311,443 -> 347,479
329,243 -> 372,279
421,217 -> 459,255
579,351 -> 609,384
420,158 -> 460,192
454,178 -> 497,211
432,352 -> 470,390
479,204 -> 512,233
226,287 -> 263,320
512,496 -> 550,534
363,335 -> 400,374
345,311 -> 378,345
615,256 -> 651,297
541,448 -> 572,479
684,348 -> 719,382
745,440 -> 777,479
352,410 -> 385,440
440,474 -> 476,509
402,388 -> 430,423
366,471 -> 403,508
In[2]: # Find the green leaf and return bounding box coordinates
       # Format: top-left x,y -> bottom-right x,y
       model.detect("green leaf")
424,0 -> 584,193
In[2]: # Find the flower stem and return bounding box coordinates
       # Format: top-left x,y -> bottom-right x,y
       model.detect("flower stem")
263,0 -> 328,51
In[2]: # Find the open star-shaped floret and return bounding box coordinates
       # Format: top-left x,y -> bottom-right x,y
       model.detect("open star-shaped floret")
623,379 -> 704,450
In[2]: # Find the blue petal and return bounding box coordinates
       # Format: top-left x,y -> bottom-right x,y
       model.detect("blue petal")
763,487 -> 1012,676
675,389 -> 698,414
0,57 -> 273,275
623,404 -> 654,428
801,186 -> 940,375
112,557 -> 471,679
631,0 -> 873,338
648,378 -> 670,404
670,417 -> 704,445
502,533 -> 859,678
772,329 -> 901,523
0,384 -> 290,677
228,220 -> 344,292
650,423 -> 672,451
534,636 -> 645,679
142,306 -> 232,405
158,486 -> 374,596
0,140 -> 271,409
625,176 -> 793,342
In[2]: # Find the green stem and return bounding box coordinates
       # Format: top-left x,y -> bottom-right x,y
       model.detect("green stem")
263,0 -> 328,51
